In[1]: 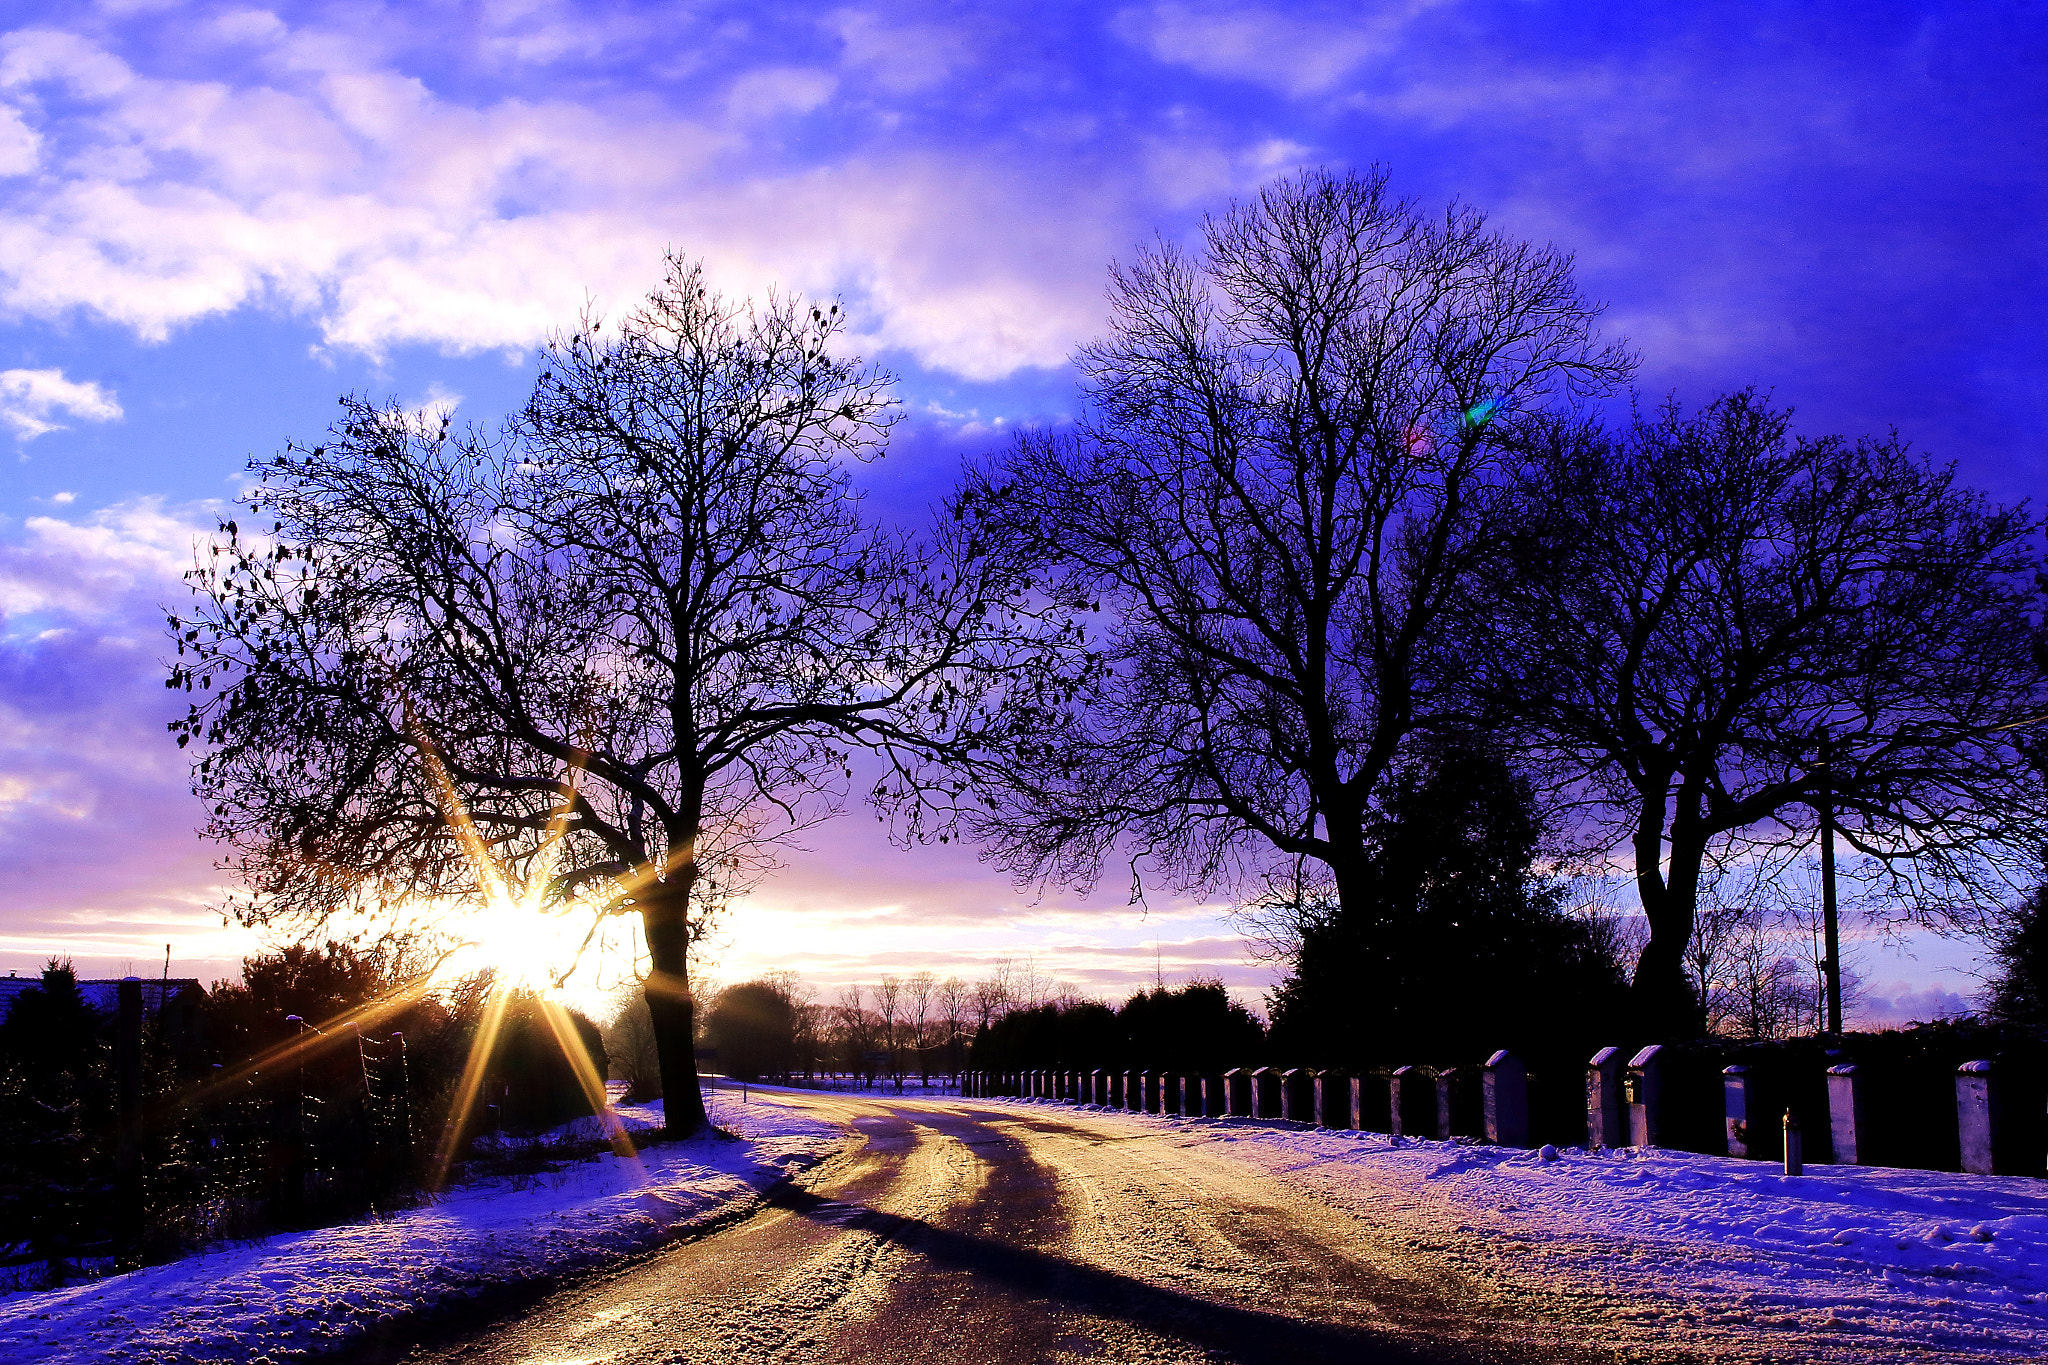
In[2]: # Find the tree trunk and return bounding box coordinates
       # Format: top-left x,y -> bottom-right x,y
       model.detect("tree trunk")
1630,811 -> 1706,1040
641,878 -> 708,1135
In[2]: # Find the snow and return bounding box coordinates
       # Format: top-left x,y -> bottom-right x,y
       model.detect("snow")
1010,1098 -> 2048,1361
0,1088 -> 844,1365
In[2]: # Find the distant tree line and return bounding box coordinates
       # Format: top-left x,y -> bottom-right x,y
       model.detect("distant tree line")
171,166 -> 2048,1137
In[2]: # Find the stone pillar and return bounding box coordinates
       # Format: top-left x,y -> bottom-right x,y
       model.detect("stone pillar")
1483,1051 -> 1529,1148
1170,1074 -> 1189,1116
1252,1066 -> 1282,1118
1723,1066 -> 1752,1158
1315,1070 -> 1353,1130
1390,1066 -> 1434,1138
1957,1060 -> 1998,1176
1203,1073 -> 1226,1117
1827,1064 -> 1869,1165
1138,1070 -> 1157,1113
1626,1046 -> 1663,1148
1586,1047 -> 1625,1148
1225,1067 -> 1253,1117
1124,1070 -> 1144,1112
1359,1072 -> 1392,1132
1437,1067 -> 1483,1139
1281,1068 -> 1315,1123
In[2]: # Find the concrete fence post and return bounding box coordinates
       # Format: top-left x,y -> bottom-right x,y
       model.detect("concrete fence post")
1483,1051 -> 1529,1148
1627,1045 -> 1663,1148
1315,1070 -> 1352,1130
1437,1067 -> 1483,1139
1141,1070 -> 1160,1113
1202,1073 -> 1225,1117
1281,1068 -> 1315,1123
1224,1067 -> 1252,1117
1252,1066 -> 1283,1118
1957,1060 -> 1999,1175
1122,1069 -> 1142,1113
1390,1066 -> 1434,1138
1827,1064 -> 1868,1165
1586,1047 -> 1625,1148
1722,1066 -> 1751,1158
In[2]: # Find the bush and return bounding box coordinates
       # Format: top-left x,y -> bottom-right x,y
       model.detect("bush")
703,982 -> 798,1081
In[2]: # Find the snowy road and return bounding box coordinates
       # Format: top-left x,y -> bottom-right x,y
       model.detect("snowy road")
376,1089 -> 1598,1365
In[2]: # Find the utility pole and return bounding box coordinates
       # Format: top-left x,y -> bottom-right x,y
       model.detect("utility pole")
1817,729 -> 1843,1035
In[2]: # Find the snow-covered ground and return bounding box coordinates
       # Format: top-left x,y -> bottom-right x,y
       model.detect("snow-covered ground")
0,1088 -> 845,1365
1012,1098 -> 2048,1361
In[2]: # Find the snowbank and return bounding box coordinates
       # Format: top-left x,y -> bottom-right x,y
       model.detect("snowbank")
1018,1098 -> 2048,1360
0,1088 -> 844,1365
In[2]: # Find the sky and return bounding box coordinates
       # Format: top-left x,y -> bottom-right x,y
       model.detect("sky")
0,0 -> 2040,1021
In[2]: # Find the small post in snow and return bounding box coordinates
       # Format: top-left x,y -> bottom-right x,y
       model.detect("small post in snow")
1957,1060 -> 1999,1175
1827,1064 -> 1868,1165
1626,1045 -> 1663,1148
1723,1066 -> 1751,1158
1782,1109 -> 1803,1176
1483,1052 -> 1529,1148
1224,1067 -> 1253,1117
1315,1069 -> 1353,1130
1586,1048 -> 1624,1149
1390,1066 -> 1433,1138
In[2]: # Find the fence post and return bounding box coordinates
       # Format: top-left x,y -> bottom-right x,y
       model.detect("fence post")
1315,1069 -> 1351,1130
1586,1047 -> 1624,1148
1957,1060 -> 1998,1175
1723,1066 -> 1751,1158
1224,1067 -> 1252,1116
1280,1068 -> 1314,1123
1627,1046 -> 1663,1148
1483,1052 -> 1529,1148
1390,1066 -> 1434,1138
1827,1064 -> 1868,1165
1252,1066 -> 1282,1118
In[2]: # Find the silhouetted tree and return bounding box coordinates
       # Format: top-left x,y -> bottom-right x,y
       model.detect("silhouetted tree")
957,167 -> 1631,931
1119,979 -> 1265,1073
170,256 -> 1058,1134
1492,392 -> 2048,1034
1987,885 -> 2048,1035
703,980 -> 800,1082
1265,737 -> 1626,1066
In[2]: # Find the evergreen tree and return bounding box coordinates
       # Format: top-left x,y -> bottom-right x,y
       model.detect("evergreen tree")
1267,737 -> 1626,1066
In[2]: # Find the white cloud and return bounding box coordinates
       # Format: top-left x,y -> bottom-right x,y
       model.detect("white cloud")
0,16 -> 1150,379
0,367 -> 123,440
1115,0 -> 1447,97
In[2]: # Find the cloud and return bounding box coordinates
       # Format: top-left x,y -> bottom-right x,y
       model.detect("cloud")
1115,0 -> 1445,96
1852,982 -> 1977,1030
0,498 -> 254,979
0,367 -> 122,439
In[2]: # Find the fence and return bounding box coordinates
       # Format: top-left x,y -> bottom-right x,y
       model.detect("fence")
1,979 -> 421,1287
958,1037 -> 2048,1177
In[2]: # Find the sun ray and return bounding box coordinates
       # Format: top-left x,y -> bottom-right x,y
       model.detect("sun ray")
431,982 -> 514,1189
539,997 -> 645,1170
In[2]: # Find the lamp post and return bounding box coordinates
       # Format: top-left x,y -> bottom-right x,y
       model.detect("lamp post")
1815,730 -> 1842,1035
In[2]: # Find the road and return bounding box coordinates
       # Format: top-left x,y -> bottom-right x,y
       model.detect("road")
371,1088 -> 1620,1365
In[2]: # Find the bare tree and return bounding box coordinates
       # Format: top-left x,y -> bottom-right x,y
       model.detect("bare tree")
1495,391 -> 2048,1032
970,965 -> 1013,1035
958,167 -> 1631,926
167,256 -> 1043,1132
875,974 -> 902,1080
938,975 -> 970,1076
903,970 -> 937,1081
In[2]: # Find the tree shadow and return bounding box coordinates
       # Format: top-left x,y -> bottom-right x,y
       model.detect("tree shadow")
765,1181 -> 1518,1364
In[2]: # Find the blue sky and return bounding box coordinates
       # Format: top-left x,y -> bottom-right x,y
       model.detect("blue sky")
0,1 -> 2039,1016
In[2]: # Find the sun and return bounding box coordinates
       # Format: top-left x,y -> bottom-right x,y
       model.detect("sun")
443,891 -> 579,994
